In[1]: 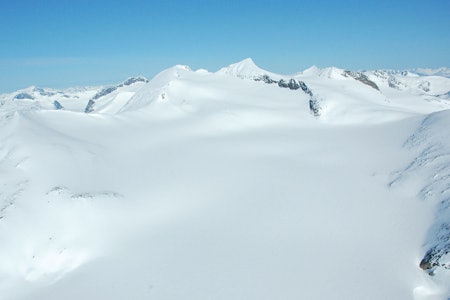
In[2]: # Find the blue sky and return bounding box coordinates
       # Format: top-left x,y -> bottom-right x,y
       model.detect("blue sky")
0,0 -> 449,92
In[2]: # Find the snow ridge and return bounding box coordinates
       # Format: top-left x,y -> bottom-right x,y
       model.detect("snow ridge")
253,74 -> 321,116
391,110 -> 450,291
84,76 -> 149,113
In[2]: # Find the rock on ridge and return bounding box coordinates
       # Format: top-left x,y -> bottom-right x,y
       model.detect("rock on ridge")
343,70 -> 380,91
254,74 -> 320,116
84,76 -> 149,113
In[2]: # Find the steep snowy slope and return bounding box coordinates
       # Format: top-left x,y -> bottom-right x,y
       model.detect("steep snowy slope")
1,59 -> 449,300
391,110 -> 450,288
83,76 -> 149,114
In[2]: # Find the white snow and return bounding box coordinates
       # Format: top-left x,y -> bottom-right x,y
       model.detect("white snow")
0,59 -> 449,300
411,67 -> 450,78
217,58 -> 283,81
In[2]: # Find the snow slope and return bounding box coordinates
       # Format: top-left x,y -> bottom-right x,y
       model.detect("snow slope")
0,59 -> 449,300
391,110 -> 450,285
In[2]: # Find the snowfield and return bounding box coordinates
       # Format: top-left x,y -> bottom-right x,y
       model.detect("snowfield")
0,59 -> 449,299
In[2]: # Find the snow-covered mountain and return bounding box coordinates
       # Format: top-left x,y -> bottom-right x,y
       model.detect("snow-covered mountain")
1,59 -> 449,300
409,67 -> 450,78
1,59 -> 448,120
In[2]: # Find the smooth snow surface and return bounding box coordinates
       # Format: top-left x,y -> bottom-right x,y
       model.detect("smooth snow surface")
1,59 -> 449,300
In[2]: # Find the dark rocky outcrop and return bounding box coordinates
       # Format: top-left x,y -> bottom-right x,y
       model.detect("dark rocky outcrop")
84,86 -> 118,112
120,76 -> 149,87
254,74 -> 277,84
14,93 -> 34,100
84,100 -> 95,113
309,97 -> 321,117
420,240 -> 450,275
299,81 -> 313,96
53,100 -> 64,110
33,87 -> 55,97
255,74 -> 321,116
84,77 -> 148,113
388,76 -> 402,89
92,86 -> 118,101
278,79 -> 302,90
343,70 -> 380,91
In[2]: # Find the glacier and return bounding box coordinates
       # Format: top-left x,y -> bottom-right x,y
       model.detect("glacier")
0,59 -> 449,299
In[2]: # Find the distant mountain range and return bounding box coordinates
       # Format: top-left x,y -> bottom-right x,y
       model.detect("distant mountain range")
1,59 -> 449,118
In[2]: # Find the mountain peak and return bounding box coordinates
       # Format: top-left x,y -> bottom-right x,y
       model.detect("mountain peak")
237,57 -> 257,67
217,58 -> 273,79
300,65 -> 321,76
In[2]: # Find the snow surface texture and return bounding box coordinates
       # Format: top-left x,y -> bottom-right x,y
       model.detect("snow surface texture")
0,59 -> 450,299
391,112 -> 450,277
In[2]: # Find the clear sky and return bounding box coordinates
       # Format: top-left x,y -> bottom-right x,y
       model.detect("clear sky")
0,0 -> 449,92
